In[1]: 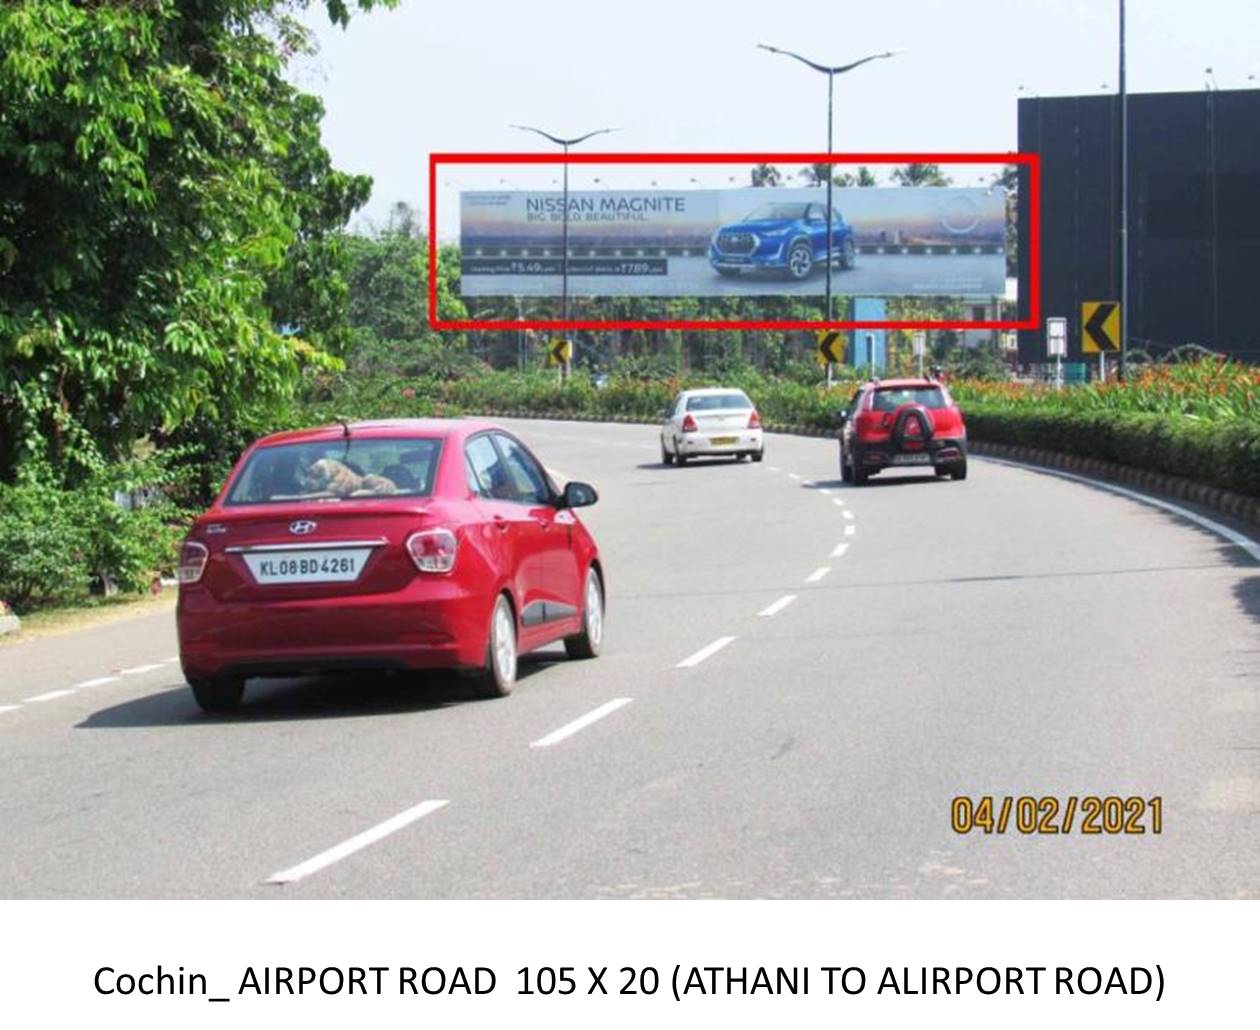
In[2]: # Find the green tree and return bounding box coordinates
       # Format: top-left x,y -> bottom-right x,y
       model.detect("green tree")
891,163 -> 952,187
0,0 -> 394,484
749,163 -> 783,187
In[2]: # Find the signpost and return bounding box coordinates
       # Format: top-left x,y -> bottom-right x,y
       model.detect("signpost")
816,329 -> 845,384
547,337 -> 572,381
912,330 -> 926,377
1046,317 -> 1067,391
1081,301 -> 1120,382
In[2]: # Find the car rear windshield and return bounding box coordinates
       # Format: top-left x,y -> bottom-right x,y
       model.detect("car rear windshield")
742,203 -> 808,222
871,387 -> 948,411
226,437 -> 443,505
686,392 -> 753,412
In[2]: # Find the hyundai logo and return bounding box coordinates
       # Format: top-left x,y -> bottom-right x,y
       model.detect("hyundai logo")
289,520 -> 317,536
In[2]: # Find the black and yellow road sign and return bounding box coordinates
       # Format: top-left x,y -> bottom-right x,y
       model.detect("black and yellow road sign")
1081,301 -> 1121,353
815,329 -> 846,365
547,337 -> 573,367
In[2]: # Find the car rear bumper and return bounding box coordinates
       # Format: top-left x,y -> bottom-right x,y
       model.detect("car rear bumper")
176,578 -> 490,679
677,429 -> 764,455
850,437 -> 966,470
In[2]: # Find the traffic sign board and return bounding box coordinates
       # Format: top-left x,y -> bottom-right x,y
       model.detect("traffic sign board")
1046,317 -> 1067,358
815,329 -> 845,365
1081,301 -> 1121,353
547,338 -> 572,367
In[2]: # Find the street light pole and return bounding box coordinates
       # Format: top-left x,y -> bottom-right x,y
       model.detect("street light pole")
758,44 -> 898,382
510,124 -> 618,381
1117,0 -> 1129,380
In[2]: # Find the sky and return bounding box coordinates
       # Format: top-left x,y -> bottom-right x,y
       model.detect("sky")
294,0 -> 1259,238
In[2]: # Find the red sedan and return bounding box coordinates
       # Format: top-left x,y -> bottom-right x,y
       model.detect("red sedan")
176,420 -> 604,712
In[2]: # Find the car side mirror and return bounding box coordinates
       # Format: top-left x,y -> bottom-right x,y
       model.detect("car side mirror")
835,409 -> 849,424
560,481 -> 598,509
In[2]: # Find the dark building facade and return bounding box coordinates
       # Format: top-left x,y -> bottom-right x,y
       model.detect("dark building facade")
1017,88 -> 1260,364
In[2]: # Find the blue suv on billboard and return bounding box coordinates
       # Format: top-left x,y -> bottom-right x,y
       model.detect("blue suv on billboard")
709,200 -> 855,280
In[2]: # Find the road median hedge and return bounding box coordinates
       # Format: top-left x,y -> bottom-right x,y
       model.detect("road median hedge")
963,405 -> 1260,499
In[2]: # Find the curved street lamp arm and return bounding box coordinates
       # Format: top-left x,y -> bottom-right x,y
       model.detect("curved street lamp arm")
509,125 -> 619,148
757,43 -> 832,75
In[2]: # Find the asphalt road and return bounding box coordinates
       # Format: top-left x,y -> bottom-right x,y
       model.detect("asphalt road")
3,419 -> 1259,899
466,253 -> 1004,298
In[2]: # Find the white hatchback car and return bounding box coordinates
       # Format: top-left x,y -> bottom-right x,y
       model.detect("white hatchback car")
660,388 -> 764,465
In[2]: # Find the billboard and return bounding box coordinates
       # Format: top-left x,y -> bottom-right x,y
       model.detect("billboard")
460,186 -> 1005,299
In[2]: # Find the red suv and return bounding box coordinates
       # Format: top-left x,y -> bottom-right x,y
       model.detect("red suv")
838,378 -> 967,485
176,420 -> 604,712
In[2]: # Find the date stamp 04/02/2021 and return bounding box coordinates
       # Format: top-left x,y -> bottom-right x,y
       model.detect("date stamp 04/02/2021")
951,796 -> 1163,835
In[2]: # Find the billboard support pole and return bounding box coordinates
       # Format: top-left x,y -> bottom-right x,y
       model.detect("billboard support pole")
561,142 -> 569,384
507,124 -> 619,384
1118,0 -> 1129,381
825,70 -> 834,328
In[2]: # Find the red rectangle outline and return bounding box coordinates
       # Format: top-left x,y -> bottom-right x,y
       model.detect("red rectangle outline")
429,152 -> 1040,332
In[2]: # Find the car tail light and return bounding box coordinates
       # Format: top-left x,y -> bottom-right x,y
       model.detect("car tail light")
177,541 -> 209,584
747,410 -> 761,429
406,528 -> 458,573
681,413 -> 698,433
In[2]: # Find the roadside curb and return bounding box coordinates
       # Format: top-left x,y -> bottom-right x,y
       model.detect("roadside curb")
970,440 -> 1260,530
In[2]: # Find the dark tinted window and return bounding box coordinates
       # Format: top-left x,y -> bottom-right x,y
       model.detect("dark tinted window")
465,434 -> 511,500
227,437 -> 441,504
686,392 -> 753,412
494,434 -> 553,506
872,387 -> 948,411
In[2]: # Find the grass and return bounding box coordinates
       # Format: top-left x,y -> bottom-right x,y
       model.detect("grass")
0,589 -> 176,647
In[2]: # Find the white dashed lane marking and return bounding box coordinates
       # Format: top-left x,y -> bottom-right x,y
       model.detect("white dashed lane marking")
72,676 -> 118,689
24,689 -> 75,703
805,567 -> 831,584
831,543 -> 850,558
676,636 -> 737,669
844,524 -> 856,536
266,799 -> 450,885
842,509 -> 854,520
758,595 -> 798,617
530,698 -> 634,748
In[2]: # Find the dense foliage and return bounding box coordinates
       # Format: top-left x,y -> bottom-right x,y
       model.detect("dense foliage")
0,0 -> 390,484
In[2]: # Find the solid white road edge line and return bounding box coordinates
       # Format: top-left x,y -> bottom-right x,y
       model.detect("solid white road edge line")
73,676 -> 119,689
844,524 -> 856,536
676,635 -> 737,668
831,543 -> 850,558
983,456 -> 1260,562
0,705 -> 22,715
758,594 -> 798,617
530,698 -> 634,748
266,799 -> 450,885
120,663 -> 164,676
24,689 -> 75,703
805,566 -> 831,583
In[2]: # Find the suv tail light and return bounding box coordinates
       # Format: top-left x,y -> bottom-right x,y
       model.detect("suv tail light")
681,413 -> 698,433
747,410 -> 761,429
177,541 -> 209,584
406,528 -> 458,573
